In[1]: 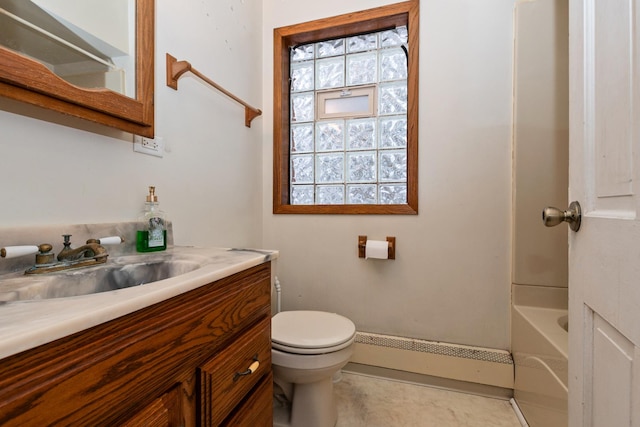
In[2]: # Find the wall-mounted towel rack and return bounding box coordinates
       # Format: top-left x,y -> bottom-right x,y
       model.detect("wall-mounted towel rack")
165,53 -> 262,128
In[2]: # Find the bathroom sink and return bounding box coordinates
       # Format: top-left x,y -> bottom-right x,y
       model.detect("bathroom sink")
0,257 -> 204,303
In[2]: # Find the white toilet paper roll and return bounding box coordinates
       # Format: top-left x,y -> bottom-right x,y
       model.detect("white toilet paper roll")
365,240 -> 389,259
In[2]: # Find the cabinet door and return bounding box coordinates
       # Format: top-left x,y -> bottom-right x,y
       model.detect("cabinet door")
121,385 -> 183,427
222,373 -> 273,427
199,317 -> 271,427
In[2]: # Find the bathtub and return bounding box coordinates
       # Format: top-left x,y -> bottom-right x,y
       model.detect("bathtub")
511,285 -> 568,427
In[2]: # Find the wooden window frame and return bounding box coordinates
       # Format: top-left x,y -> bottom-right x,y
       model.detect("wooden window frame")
273,0 -> 419,214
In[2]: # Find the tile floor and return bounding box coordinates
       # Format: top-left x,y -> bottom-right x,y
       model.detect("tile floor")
334,372 -> 523,427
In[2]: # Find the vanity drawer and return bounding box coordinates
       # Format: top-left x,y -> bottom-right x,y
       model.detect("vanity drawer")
199,316 -> 271,426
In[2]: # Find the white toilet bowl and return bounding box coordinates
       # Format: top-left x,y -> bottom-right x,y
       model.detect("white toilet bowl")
271,310 -> 356,427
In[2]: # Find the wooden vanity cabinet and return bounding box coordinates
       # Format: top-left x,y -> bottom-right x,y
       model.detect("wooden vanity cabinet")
121,385 -> 185,427
0,262 -> 273,426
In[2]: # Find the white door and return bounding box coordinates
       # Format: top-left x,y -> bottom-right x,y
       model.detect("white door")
569,0 -> 640,426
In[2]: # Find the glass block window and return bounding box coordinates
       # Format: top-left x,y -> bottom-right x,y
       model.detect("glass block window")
274,1 -> 418,215
289,27 -> 409,205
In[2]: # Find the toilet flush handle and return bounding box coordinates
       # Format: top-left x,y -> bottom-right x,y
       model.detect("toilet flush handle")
233,356 -> 260,381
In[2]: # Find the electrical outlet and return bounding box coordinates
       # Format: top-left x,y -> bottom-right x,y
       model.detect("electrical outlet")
133,135 -> 164,157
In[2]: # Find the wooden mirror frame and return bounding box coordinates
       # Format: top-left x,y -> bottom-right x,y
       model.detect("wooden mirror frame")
0,0 -> 155,137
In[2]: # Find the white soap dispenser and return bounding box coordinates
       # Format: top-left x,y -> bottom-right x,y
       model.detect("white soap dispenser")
136,186 -> 167,252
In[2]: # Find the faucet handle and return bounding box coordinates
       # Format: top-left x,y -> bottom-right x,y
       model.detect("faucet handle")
1,244 -> 54,266
87,236 -> 124,245
1,245 -> 40,259
35,244 -> 55,265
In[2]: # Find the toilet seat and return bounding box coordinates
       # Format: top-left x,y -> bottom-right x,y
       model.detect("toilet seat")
272,311 -> 356,355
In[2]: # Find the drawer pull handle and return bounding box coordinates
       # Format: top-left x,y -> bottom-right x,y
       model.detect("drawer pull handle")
233,357 -> 260,381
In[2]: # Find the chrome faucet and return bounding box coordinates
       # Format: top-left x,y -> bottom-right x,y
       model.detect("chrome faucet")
1,235 -> 122,275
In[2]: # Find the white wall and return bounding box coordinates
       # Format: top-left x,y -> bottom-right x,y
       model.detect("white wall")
513,0 -> 568,289
0,0 -> 264,249
0,0 -> 516,351
262,0 -> 515,349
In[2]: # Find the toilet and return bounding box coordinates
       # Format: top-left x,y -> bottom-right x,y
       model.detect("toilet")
271,310 -> 356,427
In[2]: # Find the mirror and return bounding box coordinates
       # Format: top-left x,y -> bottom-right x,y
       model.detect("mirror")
0,0 -> 154,137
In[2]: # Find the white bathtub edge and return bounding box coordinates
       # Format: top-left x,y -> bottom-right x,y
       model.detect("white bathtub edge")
510,398 -> 530,427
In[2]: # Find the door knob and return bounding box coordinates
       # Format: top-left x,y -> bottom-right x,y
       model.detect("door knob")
542,201 -> 581,232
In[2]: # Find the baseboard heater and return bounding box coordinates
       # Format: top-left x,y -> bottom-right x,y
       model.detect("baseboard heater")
351,332 -> 514,389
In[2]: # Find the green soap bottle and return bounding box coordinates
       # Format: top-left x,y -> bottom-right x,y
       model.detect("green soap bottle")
136,186 -> 167,252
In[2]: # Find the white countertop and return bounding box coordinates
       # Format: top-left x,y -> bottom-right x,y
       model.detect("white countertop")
0,246 -> 277,360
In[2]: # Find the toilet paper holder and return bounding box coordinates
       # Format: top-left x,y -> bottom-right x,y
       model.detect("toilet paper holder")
358,235 -> 396,259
